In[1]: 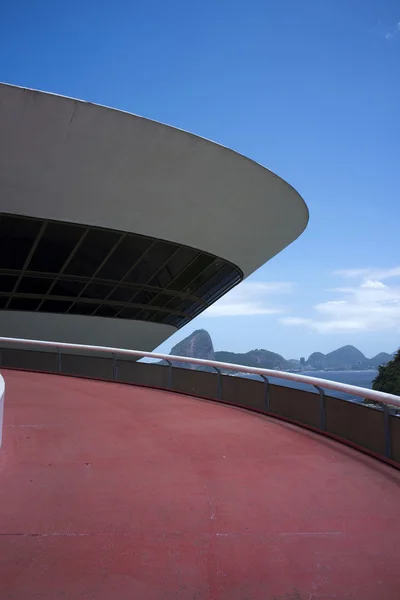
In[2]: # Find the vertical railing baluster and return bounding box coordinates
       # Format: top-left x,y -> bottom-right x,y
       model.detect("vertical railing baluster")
57,346 -> 62,374
214,367 -> 222,399
166,359 -> 173,390
314,385 -> 326,431
261,375 -> 270,412
112,353 -> 118,381
384,405 -> 392,459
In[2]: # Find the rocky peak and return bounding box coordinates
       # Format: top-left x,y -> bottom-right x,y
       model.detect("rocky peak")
169,329 -> 215,369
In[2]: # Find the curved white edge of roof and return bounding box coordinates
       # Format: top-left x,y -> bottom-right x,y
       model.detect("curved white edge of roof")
0,82 -> 309,277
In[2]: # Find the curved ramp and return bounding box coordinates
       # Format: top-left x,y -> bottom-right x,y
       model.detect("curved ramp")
1,370 -> 399,599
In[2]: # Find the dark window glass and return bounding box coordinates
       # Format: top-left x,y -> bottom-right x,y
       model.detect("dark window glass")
163,314 -> 184,327
81,283 -> 114,300
0,216 -> 42,269
131,308 -> 154,321
17,276 -> 52,295
118,307 -> 142,319
167,255 -> 214,292
0,214 -> 242,326
147,311 -> 165,322
28,222 -> 85,273
95,305 -> 123,318
148,265 -> 173,289
162,295 -> 185,311
149,247 -> 198,288
8,297 -> 41,311
124,241 -> 178,284
167,247 -> 199,278
40,299 -> 73,313
189,260 -> 225,296
97,235 -> 152,280
50,279 -> 87,297
149,293 -> 177,308
0,274 -> 18,292
175,299 -> 197,314
64,229 -> 121,278
68,302 -> 99,316
202,267 -> 240,303
108,286 -> 136,303
131,289 -> 158,305
190,260 -> 229,298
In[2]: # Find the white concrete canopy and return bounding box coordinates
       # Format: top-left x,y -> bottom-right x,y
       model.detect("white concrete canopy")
0,83 -> 308,276
0,83 -> 308,350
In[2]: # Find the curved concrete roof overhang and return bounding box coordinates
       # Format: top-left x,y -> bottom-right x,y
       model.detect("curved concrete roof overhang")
0,83 -> 308,351
0,83 -> 308,277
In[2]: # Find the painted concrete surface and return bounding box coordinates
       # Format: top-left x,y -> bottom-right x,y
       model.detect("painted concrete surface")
0,369 -> 399,599
0,311 -> 176,354
0,83 -> 308,275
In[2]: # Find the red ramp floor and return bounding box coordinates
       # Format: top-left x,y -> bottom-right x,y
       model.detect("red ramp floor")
0,369 -> 400,599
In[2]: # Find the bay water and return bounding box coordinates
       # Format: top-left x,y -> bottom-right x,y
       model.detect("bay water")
241,370 -> 378,403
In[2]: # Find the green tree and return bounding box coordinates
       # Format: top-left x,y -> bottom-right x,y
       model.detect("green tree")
372,350 -> 400,396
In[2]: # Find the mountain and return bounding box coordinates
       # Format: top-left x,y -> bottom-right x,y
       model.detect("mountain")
369,352 -> 394,368
215,350 -> 289,370
288,359 -> 301,366
306,352 -> 327,369
165,329 -> 215,370
307,345 -> 366,370
306,345 -> 392,370
164,330 -> 394,372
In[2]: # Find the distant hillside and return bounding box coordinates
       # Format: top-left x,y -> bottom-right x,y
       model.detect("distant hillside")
163,331 -> 289,371
369,352 -> 394,368
306,346 -> 393,370
162,329 -> 215,370
215,350 -> 289,370
307,346 -> 366,370
163,330 -> 394,372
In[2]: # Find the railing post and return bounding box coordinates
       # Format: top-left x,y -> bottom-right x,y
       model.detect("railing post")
112,353 -> 118,381
261,375 -> 270,412
384,405 -> 392,459
57,346 -> 62,373
214,367 -> 222,400
314,385 -> 326,431
166,359 -> 173,390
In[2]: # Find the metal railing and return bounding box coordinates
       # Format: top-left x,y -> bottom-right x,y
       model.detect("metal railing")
1,336 -> 399,406
0,336 -> 399,463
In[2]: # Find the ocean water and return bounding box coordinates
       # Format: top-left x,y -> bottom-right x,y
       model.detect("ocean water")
240,370 -> 378,403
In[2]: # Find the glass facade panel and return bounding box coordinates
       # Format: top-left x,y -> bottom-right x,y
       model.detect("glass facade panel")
0,213 -> 242,328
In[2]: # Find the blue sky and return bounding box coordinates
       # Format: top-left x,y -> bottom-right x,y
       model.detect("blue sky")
1,0 -> 399,359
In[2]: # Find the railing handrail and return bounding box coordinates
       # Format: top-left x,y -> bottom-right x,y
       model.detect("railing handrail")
0,336 -> 399,408
0,337 -> 400,407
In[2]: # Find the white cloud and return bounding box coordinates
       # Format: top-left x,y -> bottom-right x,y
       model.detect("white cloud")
334,267 -> 400,281
333,268 -> 369,278
280,317 -> 311,326
204,281 -> 293,318
361,279 -> 386,289
282,267 -> 400,334
385,21 -> 400,40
